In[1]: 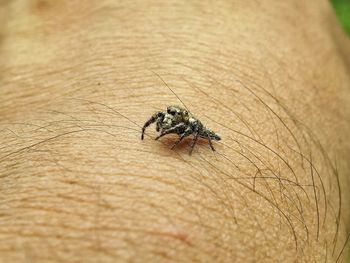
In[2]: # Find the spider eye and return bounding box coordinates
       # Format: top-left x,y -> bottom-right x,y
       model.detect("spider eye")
167,108 -> 176,115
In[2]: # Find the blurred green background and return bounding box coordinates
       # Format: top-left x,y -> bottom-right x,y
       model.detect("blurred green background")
329,0 -> 350,261
331,0 -> 350,36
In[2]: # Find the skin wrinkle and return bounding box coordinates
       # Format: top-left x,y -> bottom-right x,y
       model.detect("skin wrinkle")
235,75 -> 330,236
201,152 -> 284,240
0,96 -> 348,258
2,178 -> 219,262
199,149 -> 301,249
296,122 -> 347,254
228,139 -> 308,227
238,104 -> 319,244
2,81 -> 344,262
219,105 -> 326,250
0,0 -> 350,262
168,56 -> 347,259
4,133 -> 241,236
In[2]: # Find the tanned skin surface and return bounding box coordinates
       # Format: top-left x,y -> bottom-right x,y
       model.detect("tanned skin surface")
0,1 -> 350,262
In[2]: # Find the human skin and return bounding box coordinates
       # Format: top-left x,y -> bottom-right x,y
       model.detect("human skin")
0,0 -> 350,262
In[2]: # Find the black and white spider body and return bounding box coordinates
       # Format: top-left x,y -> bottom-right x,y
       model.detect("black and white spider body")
141,105 -> 221,154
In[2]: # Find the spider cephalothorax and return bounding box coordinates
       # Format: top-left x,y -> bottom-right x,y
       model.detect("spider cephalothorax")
141,105 -> 221,154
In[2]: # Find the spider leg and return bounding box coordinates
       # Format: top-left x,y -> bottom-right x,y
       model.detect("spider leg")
171,127 -> 192,149
155,123 -> 186,140
141,111 -> 163,140
156,114 -> 165,132
206,131 -> 215,151
156,122 -> 161,132
189,131 -> 199,155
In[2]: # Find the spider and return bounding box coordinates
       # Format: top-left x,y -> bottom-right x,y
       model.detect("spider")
141,105 -> 221,154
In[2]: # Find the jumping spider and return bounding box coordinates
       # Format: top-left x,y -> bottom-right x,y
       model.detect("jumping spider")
141,105 -> 221,154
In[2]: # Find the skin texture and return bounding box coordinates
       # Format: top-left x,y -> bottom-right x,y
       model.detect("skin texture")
0,0 -> 350,262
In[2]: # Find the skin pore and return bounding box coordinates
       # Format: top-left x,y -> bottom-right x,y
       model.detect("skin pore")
0,0 -> 350,262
